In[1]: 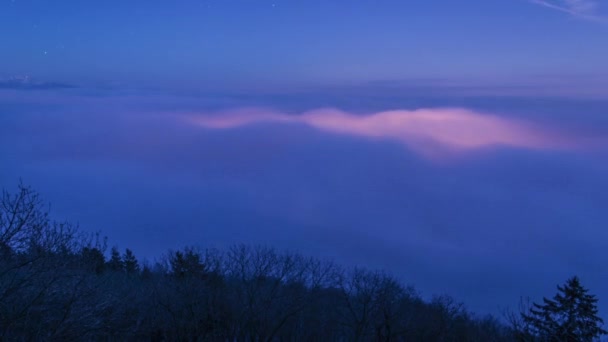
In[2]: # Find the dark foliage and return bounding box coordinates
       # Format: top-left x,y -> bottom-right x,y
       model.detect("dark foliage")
513,276 -> 607,342
1,184 -> 588,341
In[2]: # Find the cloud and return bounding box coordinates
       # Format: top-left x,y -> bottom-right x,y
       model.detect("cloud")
0,76 -> 75,90
2,89 -> 608,317
186,108 -> 581,160
530,0 -> 607,21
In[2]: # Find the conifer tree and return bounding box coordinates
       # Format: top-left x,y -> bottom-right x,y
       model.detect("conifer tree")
107,246 -> 123,271
80,247 -> 105,274
522,276 -> 606,342
169,248 -> 205,278
123,248 -> 140,274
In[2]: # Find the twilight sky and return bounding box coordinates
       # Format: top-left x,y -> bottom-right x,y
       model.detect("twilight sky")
2,0 -> 608,316
2,0 -> 608,89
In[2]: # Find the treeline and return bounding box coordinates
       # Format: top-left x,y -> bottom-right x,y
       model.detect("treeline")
0,184 -> 600,341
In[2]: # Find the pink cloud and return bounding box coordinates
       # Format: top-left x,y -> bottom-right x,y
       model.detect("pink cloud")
185,108 -> 578,160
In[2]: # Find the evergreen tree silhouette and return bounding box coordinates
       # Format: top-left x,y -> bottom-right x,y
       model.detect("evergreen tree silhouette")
522,276 -> 607,342
123,248 -> 140,274
80,247 -> 105,274
107,246 -> 123,271
169,248 -> 205,278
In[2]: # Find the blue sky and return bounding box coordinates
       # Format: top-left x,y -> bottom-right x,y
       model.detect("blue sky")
2,0 -> 608,89
2,0 -> 608,317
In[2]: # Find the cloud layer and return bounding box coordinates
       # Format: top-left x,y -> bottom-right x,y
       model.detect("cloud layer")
187,108 -> 578,159
2,88 -> 608,317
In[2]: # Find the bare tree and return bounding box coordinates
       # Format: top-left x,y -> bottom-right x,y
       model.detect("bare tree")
0,183 -> 520,341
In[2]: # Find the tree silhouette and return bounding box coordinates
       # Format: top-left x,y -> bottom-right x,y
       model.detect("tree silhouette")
0,182 -> 550,341
522,276 -> 606,342
80,246 -> 105,274
123,248 -> 140,274
169,247 -> 205,278
107,246 -> 123,271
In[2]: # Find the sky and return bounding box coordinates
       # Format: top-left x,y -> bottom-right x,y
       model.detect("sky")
2,0 -> 608,89
2,0 -> 608,316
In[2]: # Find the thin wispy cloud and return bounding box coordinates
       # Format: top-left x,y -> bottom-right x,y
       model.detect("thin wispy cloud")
530,0 -> 607,22
0,75 -> 75,90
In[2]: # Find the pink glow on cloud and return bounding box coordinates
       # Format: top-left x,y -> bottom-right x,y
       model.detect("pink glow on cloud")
185,108 -> 578,159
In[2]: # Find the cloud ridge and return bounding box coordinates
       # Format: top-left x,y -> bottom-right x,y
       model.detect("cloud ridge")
186,108 -> 578,160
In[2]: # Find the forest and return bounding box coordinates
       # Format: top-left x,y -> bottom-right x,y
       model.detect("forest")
0,183 -> 604,341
